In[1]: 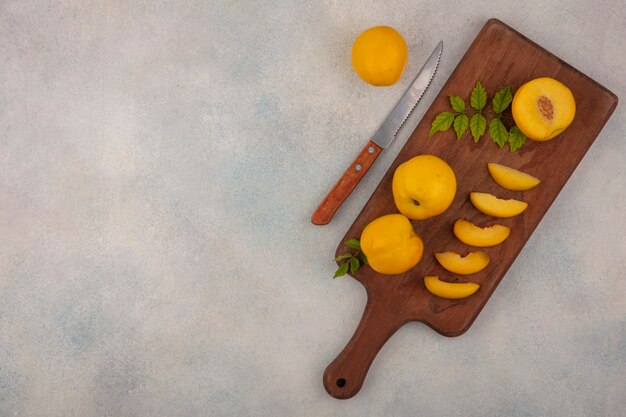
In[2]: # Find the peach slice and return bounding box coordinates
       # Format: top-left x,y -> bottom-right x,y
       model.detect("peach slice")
487,163 -> 541,191
434,251 -> 490,275
470,192 -> 528,218
512,77 -> 576,141
423,276 -> 480,299
453,219 -> 511,247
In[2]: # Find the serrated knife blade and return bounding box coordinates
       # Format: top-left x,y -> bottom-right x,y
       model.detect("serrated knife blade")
311,41 -> 443,225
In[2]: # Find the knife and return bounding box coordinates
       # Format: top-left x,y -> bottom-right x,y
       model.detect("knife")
311,41 -> 443,225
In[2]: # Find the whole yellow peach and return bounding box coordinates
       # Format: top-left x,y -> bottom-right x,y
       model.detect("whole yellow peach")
351,26 -> 408,87
392,155 -> 457,220
512,77 -> 576,141
360,214 -> 423,275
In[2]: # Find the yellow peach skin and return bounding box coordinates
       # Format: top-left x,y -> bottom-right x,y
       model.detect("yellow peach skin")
351,26 -> 408,87
470,192 -> 528,218
487,163 -> 541,191
423,276 -> 480,299
360,214 -> 423,275
434,251 -> 490,275
512,77 -> 576,141
453,219 -> 511,247
392,155 -> 457,220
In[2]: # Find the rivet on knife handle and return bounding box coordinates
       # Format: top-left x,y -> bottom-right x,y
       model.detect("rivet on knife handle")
311,141 -> 382,225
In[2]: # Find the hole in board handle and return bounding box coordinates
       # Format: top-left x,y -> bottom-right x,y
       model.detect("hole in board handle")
336,378 -> 346,388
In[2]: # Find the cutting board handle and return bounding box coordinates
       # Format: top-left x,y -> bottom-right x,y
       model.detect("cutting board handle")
323,291 -> 404,399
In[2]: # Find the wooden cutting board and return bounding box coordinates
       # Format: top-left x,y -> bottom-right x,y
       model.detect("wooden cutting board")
324,19 -> 618,399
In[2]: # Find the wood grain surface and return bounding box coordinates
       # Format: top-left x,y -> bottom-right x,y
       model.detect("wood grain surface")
324,19 -> 618,399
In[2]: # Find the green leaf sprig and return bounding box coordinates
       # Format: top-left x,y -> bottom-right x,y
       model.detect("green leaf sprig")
333,239 -> 368,279
429,81 -> 527,152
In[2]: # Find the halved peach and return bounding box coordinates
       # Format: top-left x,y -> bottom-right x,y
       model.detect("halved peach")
423,275 -> 480,299
487,163 -> 541,191
435,251 -> 490,275
512,77 -> 576,141
470,192 -> 528,218
453,219 -> 511,247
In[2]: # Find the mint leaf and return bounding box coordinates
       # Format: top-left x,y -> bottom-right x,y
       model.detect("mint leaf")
492,85 -> 512,114
469,113 -> 487,143
449,95 -> 465,113
489,118 -> 508,148
429,112 -> 455,136
333,262 -> 349,279
349,257 -> 360,274
344,239 -> 360,250
508,126 -> 527,152
470,81 -> 487,111
359,252 -> 368,265
334,254 -> 352,262
453,114 -> 469,140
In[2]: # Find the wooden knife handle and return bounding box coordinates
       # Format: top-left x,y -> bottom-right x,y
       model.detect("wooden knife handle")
311,141 -> 383,225
323,292 -> 404,399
